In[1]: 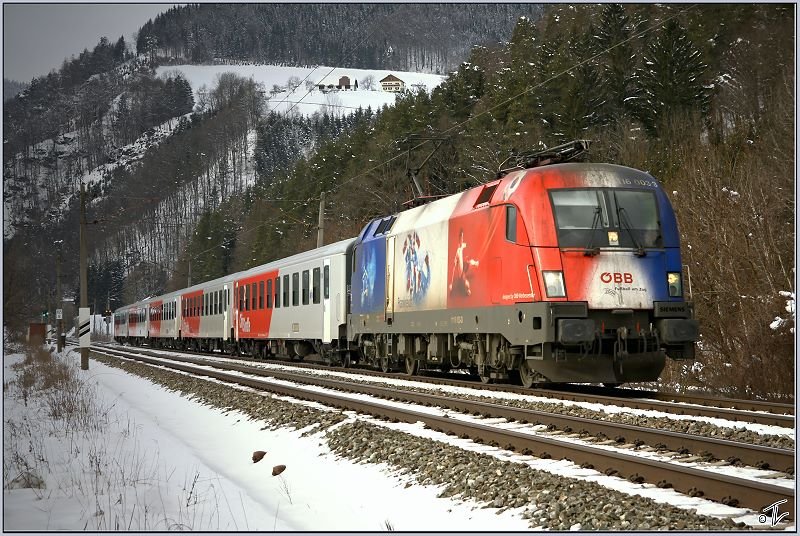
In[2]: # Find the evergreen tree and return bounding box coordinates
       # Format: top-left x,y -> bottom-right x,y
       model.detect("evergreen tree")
594,3 -> 639,121
633,19 -> 710,136
113,36 -> 127,62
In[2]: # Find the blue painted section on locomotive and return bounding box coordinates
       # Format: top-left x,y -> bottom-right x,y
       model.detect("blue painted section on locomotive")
654,185 -> 686,301
351,227 -> 387,315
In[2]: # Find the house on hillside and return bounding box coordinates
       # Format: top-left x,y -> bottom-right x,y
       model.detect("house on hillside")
380,74 -> 405,92
317,75 -> 358,92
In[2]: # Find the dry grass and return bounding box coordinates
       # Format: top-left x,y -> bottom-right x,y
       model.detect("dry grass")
3,345 -> 240,530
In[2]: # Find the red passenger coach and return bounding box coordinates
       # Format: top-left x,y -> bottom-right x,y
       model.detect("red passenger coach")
148,300 -> 163,337
180,290 -> 203,339
235,270 -> 278,341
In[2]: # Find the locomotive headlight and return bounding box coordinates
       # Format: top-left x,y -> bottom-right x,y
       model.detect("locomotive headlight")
543,271 -> 566,298
667,272 -> 682,297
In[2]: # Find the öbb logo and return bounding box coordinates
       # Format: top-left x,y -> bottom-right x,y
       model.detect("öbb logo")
600,272 -> 633,284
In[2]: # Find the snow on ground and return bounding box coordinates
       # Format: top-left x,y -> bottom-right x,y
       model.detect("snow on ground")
156,64 -> 446,116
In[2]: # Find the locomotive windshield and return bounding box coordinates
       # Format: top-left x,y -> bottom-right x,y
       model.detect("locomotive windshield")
550,188 -> 661,250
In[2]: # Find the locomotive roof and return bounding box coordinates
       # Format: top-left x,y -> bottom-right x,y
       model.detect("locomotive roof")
361,162 -> 663,236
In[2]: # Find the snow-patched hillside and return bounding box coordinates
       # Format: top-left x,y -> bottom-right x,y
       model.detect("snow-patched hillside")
156,64 -> 446,116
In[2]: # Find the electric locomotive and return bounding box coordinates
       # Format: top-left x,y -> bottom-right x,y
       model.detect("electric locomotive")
350,142 -> 697,386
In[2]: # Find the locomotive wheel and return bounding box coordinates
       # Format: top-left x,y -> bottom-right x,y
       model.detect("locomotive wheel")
404,356 -> 419,376
379,356 -> 390,373
518,361 -> 535,389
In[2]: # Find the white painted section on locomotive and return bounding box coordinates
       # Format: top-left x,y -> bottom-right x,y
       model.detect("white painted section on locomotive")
581,164 -> 661,188
388,192 -> 464,312
583,253 -> 660,310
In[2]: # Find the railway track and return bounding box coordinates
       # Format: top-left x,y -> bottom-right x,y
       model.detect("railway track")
104,342 -> 792,427
91,345 -> 795,520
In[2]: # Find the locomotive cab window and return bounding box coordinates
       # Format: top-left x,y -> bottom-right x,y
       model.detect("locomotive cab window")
505,205 -> 517,243
550,188 -> 661,250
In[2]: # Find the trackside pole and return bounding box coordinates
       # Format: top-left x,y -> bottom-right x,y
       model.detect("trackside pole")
79,183 -> 89,370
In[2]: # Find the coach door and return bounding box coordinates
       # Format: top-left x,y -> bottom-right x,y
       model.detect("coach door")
323,259 -> 331,342
223,284 -> 229,340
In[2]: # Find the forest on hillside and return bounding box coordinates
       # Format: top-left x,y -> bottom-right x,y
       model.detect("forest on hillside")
3,4 -> 794,399
137,4 -> 543,73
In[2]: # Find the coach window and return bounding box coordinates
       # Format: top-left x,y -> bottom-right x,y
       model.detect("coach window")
259,280 -> 265,309
275,277 -> 281,308
302,270 -> 310,305
506,205 -> 517,243
217,290 -> 222,314
283,274 -> 290,307
215,291 -> 220,315
238,287 -> 244,311
250,283 -> 256,310
267,280 -> 273,308
224,289 -> 228,311
292,272 -> 299,306
324,265 -> 330,299
312,267 -> 321,304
